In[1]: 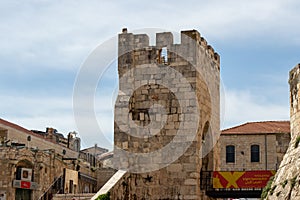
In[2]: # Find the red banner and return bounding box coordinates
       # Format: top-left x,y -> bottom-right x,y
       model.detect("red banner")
21,181 -> 31,189
213,170 -> 275,189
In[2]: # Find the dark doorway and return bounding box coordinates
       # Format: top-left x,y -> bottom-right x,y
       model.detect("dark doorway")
15,188 -> 31,200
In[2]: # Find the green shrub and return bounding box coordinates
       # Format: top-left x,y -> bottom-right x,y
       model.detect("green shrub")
261,176 -> 274,199
96,192 -> 110,200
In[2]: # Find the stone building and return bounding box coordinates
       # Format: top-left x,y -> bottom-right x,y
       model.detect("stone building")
265,63 -> 300,199
78,146 -> 110,193
111,29 -> 220,199
80,145 -> 108,158
0,146 -> 97,199
0,118 -> 80,158
220,121 -> 290,171
0,146 -> 67,200
96,151 -> 116,189
79,145 -> 109,169
0,118 -> 100,200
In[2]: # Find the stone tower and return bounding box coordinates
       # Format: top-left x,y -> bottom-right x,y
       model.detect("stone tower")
112,29 -> 220,199
264,63 -> 300,199
289,64 -> 300,141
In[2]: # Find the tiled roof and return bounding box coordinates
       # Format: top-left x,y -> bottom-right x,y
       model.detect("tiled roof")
221,121 -> 290,135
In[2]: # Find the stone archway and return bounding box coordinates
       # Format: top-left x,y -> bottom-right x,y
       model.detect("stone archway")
15,160 -> 34,200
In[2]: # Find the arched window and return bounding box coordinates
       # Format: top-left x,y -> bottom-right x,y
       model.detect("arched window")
226,145 -> 235,163
16,160 -> 34,181
251,145 -> 260,162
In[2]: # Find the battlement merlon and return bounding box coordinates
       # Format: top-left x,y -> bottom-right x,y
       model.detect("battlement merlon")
118,28 -> 220,67
118,28 -> 150,56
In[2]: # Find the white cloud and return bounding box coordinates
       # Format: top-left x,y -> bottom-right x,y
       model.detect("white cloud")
0,0 -> 298,149
1,0 -> 300,71
222,89 -> 289,129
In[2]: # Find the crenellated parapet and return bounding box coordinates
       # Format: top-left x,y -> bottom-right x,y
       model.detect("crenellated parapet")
118,28 -> 220,77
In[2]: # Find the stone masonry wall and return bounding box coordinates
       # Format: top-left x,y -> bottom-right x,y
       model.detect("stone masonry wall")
97,168 -> 117,189
276,132 -> 291,166
265,64 -> 300,199
220,134 -> 277,171
0,147 -> 66,200
219,133 -> 290,172
112,29 -> 220,199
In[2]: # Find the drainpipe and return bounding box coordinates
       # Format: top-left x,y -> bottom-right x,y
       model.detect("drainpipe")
265,133 -> 267,170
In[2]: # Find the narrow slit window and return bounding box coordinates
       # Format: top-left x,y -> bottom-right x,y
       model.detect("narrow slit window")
160,47 -> 168,64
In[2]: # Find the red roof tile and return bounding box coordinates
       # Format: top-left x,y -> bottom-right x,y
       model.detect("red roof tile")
222,121 -> 290,135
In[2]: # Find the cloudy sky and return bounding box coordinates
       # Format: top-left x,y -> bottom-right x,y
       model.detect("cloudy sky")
1,0 -> 299,150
